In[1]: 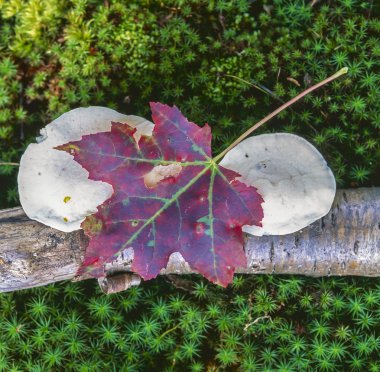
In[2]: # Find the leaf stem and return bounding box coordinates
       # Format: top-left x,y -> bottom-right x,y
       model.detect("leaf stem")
213,67 -> 348,163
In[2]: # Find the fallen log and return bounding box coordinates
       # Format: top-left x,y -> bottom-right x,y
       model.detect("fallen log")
0,188 -> 379,293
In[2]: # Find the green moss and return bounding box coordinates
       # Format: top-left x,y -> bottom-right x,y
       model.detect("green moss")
0,1 -> 379,369
1,276 -> 380,370
0,0 -> 379,207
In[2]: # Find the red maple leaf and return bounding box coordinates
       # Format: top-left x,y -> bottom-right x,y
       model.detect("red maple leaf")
57,103 -> 263,286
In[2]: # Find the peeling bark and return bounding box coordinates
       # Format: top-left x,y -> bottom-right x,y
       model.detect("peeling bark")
0,188 -> 379,293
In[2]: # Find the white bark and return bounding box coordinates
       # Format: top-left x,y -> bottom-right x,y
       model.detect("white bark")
0,188 -> 379,293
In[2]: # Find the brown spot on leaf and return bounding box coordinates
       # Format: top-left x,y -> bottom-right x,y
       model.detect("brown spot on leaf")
195,223 -> 205,235
144,163 -> 182,188
82,215 -> 103,234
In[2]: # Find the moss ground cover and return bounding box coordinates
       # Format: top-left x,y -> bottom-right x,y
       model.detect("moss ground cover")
0,0 -> 379,208
0,0 -> 379,370
2,276 -> 380,371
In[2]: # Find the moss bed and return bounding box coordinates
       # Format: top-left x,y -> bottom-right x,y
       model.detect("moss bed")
0,0 -> 379,370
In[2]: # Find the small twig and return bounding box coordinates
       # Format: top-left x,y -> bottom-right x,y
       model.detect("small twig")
310,0 -> 321,7
159,324 -> 180,339
225,74 -> 283,103
213,67 -> 348,162
0,162 -> 19,166
287,77 -> 301,87
244,315 -> 272,332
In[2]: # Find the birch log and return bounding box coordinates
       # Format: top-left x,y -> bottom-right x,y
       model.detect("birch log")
0,188 -> 379,293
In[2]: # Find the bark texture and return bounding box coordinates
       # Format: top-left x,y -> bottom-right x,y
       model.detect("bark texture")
0,188 -> 379,293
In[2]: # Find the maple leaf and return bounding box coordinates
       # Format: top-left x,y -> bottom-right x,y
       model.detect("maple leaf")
57,103 -> 263,286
